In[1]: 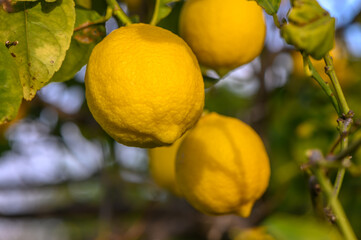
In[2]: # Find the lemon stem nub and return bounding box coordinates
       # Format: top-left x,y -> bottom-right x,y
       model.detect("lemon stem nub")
236,202 -> 254,218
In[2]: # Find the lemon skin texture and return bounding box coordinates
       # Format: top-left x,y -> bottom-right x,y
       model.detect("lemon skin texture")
179,0 -> 266,73
85,24 -> 204,148
148,134 -> 186,196
176,113 -> 270,217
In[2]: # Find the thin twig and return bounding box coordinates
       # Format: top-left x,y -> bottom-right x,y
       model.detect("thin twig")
324,53 -> 350,115
328,137 -> 361,162
322,53 -> 354,203
150,0 -> 160,25
314,169 -> 357,240
303,55 -> 340,115
106,0 -> 132,26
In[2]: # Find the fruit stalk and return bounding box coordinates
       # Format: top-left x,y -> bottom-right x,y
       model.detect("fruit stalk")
313,52 -> 355,238
106,0 -> 133,26
322,52 -> 354,200
314,169 -> 357,240
304,55 -> 340,115
324,53 -> 350,115
150,0 -> 160,25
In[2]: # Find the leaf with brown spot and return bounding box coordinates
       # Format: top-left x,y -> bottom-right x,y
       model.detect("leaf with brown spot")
0,44 -> 22,124
0,0 -> 76,100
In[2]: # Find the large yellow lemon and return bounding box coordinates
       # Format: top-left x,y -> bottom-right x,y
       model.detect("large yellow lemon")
85,24 -> 204,148
176,113 -> 270,217
179,0 -> 266,74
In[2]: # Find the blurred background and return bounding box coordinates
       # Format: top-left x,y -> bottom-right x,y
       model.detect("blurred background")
1,0 -> 361,239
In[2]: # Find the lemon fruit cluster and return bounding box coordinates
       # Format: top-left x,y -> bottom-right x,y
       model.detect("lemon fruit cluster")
179,0 -> 266,75
149,113 -> 270,217
85,23 -> 204,148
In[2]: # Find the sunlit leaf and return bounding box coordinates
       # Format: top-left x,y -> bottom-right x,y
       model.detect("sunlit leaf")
0,44 -> 22,124
152,0 -> 179,25
281,0 -> 335,60
264,214 -> 343,240
51,7 -> 106,82
248,0 -> 281,15
0,0 -> 76,100
10,0 -> 56,3
74,0 -> 92,9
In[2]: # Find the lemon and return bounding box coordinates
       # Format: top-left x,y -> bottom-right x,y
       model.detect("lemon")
176,113 -> 270,217
179,0 -> 266,74
233,227 -> 275,240
85,23 -> 204,148
148,134 -> 186,196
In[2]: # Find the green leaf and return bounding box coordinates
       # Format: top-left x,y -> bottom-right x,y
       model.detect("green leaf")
10,0 -> 56,3
51,7 -> 106,82
74,0 -> 107,15
0,44 -> 23,124
74,0 -> 92,9
263,214 -> 343,240
281,0 -> 335,60
248,0 -> 281,15
157,1 -> 183,34
0,0 -> 76,100
151,0 -> 179,25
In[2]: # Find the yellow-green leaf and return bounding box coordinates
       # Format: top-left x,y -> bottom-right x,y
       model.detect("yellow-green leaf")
264,214 -> 343,240
151,0 -> 179,25
248,0 -> 281,15
0,0 -> 76,100
281,0 -> 335,60
0,44 -> 22,124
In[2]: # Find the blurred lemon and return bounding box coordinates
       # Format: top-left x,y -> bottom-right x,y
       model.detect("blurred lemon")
148,135 -> 186,196
233,227 -> 274,240
85,23 -> 204,148
176,113 -> 270,217
179,0 -> 266,75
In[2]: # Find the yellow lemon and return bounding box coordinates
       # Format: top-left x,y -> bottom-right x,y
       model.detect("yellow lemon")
148,134 -> 186,196
233,227 -> 275,240
85,23 -> 204,148
179,0 -> 266,74
176,113 -> 270,217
